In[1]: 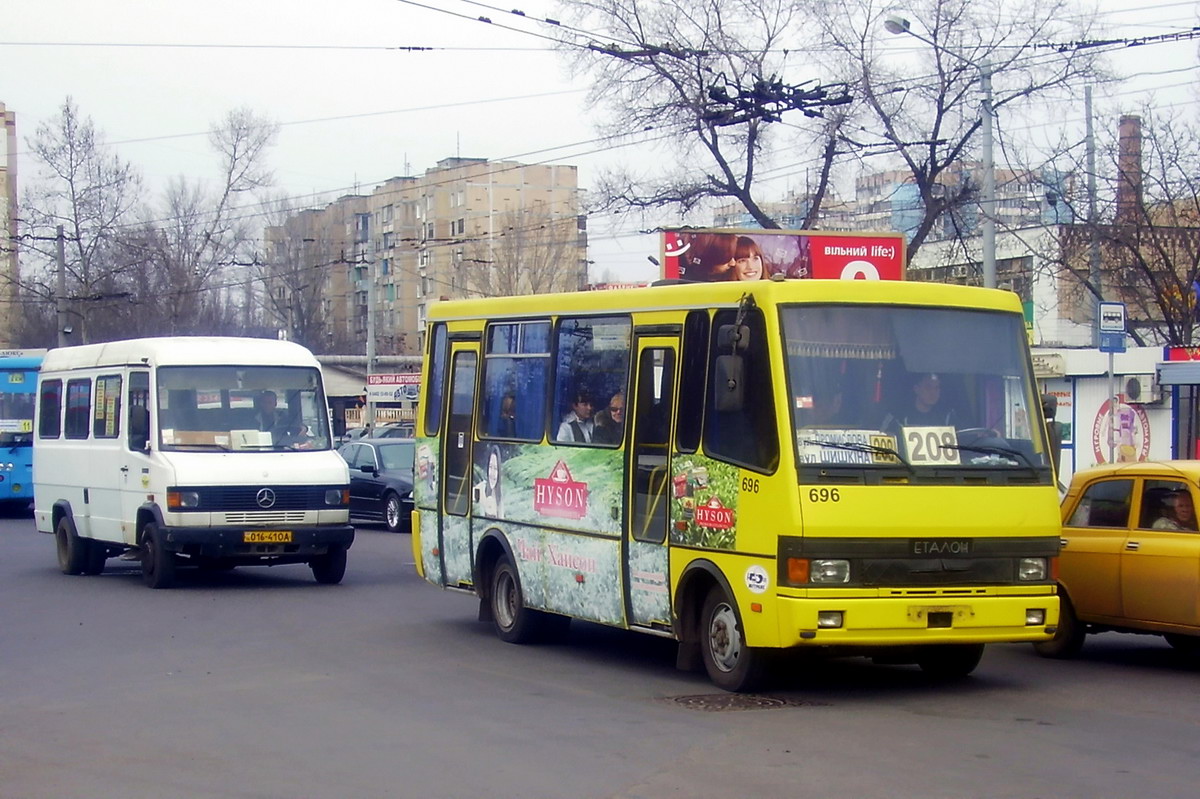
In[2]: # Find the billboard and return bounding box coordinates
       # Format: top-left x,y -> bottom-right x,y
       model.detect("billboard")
661,228 -> 905,282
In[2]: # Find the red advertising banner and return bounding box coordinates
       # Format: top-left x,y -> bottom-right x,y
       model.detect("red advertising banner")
662,228 -> 905,282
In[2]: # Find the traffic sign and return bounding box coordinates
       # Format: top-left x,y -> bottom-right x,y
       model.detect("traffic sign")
1098,302 -> 1126,333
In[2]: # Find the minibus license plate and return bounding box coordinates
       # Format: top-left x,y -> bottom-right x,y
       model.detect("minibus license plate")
244,531 -> 292,544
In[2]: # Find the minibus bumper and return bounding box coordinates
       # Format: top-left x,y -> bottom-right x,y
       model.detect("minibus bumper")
160,524 -> 355,561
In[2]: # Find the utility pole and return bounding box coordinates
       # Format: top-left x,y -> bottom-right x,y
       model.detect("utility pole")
55,225 -> 68,347
1086,86 -> 1101,345
980,59 -> 996,289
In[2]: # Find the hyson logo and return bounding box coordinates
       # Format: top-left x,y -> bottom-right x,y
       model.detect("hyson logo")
534,460 -> 589,520
695,497 -> 734,530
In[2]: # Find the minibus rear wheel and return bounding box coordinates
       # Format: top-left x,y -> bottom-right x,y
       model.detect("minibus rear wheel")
700,586 -> 766,693
141,522 -> 176,589
55,516 -> 87,575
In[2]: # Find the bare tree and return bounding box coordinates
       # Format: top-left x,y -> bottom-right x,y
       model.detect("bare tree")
21,97 -> 143,343
461,204 -> 584,297
820,0 -> 1101,262
560,0 -> 846,228
1048,108 -> 1200,346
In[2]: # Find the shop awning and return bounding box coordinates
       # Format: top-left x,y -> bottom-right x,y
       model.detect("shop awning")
1157,361 -> 1200,385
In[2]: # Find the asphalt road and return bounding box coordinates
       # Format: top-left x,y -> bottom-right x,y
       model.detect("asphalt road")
3,511 -> 1198,799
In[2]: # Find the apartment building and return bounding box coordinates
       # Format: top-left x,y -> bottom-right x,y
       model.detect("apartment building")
268,157 -> 584,357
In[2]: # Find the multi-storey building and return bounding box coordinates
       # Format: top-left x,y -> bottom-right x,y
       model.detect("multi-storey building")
268,157 -> 584,356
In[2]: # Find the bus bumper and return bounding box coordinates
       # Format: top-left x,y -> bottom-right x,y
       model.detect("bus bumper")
774,591 -> 1059,647
160,525 -> 355,562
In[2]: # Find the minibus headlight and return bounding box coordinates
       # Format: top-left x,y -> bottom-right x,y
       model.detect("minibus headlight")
1017,557 -> 1047,581
167,490 -> 201,510
810,559 -> 851,583
326,488 -> 349,506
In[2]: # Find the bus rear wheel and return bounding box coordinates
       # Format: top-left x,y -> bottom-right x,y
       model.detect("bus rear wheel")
916,643 -> 985,679
491,557 -> 544,644
55,516 -> 87,575
700,586 -> 766,693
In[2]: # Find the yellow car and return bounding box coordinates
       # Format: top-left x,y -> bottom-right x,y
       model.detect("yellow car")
1036,461 -> 1200,658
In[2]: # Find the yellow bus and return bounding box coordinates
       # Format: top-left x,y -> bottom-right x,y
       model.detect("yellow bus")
411,278 -> 1060,691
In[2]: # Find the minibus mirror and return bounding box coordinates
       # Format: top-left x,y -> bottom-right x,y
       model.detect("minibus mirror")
714,354 -> 744,412
129,406 -> 150,452
717,324 -> 749,353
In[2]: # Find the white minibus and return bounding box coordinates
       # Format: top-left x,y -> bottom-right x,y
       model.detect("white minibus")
34,337 -> 353,588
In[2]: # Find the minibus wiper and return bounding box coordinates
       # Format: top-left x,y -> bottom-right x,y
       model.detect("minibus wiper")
939,443 -> 1038,477
169,442 -> 232,451
800,439 -> 913,471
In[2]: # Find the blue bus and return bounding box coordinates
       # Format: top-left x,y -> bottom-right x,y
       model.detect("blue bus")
0,350 -> 46,511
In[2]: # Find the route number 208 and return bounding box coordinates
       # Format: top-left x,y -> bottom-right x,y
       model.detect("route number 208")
808,488 -> 840,503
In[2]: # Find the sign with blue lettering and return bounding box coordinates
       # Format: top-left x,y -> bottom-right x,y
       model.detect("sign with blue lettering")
1099,331 -> 1127,353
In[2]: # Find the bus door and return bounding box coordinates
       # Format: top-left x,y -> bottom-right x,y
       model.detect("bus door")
624,336 -> 678,629
437,346 -> 478,589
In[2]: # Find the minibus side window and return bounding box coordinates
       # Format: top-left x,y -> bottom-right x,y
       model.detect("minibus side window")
93,375 -> 123,439
703,308 -> 778,472
552,316 -> 631,447
480,320 -> 550,442
38,379 -> 62,439
64,379 -> 92,440
127,372 -> 150,451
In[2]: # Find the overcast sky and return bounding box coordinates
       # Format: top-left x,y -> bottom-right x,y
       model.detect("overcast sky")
4,0 -> 1199,282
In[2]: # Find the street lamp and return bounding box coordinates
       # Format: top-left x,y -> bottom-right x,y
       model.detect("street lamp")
885,15 -> 996,289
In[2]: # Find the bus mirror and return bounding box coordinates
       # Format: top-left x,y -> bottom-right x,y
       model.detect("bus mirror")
1041,393 -> 1057,421
714,354 -> 745,412
718,324 -> 750,353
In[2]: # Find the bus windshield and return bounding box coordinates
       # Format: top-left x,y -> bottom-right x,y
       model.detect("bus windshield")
156,365 -> 332,452
0,385 -> 36,446
782,304 -> 1050,473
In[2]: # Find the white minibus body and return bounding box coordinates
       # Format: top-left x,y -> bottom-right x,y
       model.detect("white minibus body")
34,337 -> 353,588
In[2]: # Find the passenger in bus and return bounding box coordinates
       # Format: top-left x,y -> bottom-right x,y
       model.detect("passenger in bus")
556,390 -> 595,443
593,392 -> 625,445
498,393 -> 518,438
730,236 -> 767,281
1153,490 -> 1198,531
884,373 -> 956,428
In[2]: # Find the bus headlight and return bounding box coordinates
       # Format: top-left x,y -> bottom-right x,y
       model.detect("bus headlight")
167,490 -> 201,510
326,488 -> 349,506
1017,557 -> 1048,581
810,559 -> 851,583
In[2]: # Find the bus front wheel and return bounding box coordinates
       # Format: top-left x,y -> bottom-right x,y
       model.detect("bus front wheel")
700,587 -> 766,693
915,643 -> 985,678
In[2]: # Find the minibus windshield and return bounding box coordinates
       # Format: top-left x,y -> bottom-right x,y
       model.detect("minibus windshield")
781,304 -> 1050,474
156,365 -> 332,452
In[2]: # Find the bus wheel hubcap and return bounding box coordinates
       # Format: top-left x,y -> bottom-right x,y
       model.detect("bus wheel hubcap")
708,603 -> 741,673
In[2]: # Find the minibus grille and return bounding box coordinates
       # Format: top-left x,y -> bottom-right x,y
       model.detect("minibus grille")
182,485 -> 338,512
224,511 -> 308,525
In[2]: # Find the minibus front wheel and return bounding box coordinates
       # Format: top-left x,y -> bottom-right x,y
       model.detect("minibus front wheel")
700,586 -> 766,693
55,515 -> 87,576
140,522 -> 176,590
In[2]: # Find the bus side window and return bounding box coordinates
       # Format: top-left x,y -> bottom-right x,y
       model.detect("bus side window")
676,310 -> 709,453
703,308 -> 778,473
423,323 -> 448,437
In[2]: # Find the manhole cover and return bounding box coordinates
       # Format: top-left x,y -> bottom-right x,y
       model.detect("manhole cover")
659,694 -> 828,712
